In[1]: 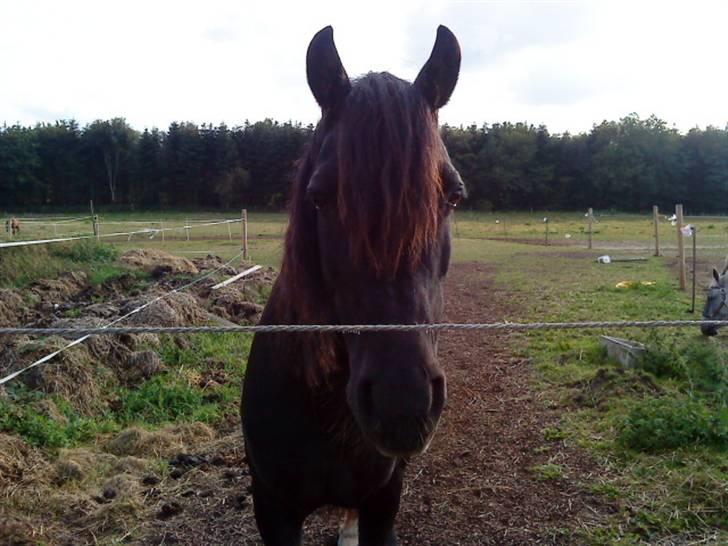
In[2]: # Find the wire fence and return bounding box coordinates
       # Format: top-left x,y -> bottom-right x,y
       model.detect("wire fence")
0,320 -> 724,337
0,218 -> 244,249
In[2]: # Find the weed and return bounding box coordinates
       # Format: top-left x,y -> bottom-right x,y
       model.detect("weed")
618,396 -> 727,451
530,462 -> 565,480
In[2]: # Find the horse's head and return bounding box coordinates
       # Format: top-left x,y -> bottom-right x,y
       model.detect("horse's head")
284,26 -> 462,457
702,266 -> 728,336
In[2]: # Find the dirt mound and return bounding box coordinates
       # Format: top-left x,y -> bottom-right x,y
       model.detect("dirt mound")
0,289 -> 29,327
192,255 -> 237,275
572,367 -> 660,409
106,423 -> 216,458
18,336 -> 110,414
208,285 -> 263,324
0,433 -> 50,490
120,351 -> 166,385
120,249 -> 198,276
31,271 -> 88,302
123,291 -> 209,327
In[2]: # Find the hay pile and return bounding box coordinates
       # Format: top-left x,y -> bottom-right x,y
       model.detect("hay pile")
120,249 -> 198,276
208,285 -> 263,324
31,271 -> 87,301
0,289 -> 28,327
105,423 -> 216,458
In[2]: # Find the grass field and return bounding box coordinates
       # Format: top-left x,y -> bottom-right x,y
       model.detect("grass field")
1,210 -> 726,544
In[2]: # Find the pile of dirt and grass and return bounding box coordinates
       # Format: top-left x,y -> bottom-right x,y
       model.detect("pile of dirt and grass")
0,247 -> 276,544
119,248 -> 199,276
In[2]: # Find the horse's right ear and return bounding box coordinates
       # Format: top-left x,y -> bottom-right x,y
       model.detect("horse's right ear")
306,26 -> 351,111
414,25 -> 461,110
714,268 -> 721,283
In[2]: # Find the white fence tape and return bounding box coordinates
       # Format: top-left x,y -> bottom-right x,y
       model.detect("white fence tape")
211,265 -> 262,289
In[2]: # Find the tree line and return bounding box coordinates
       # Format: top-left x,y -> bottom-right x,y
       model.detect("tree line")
1,114 -> 727,212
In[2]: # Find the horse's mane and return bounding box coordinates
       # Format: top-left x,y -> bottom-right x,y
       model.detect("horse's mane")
276,72 -> 445,385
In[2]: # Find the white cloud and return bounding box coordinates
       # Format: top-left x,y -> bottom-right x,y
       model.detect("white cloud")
1,0 -> 726,133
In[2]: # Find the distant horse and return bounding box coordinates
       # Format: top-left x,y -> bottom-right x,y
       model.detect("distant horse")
241,26 -> 463,546
7,218 -> 20,236
701,265 -> 728,335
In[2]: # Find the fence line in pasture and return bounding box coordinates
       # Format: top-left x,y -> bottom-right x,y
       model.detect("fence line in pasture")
2,215 -> 92,222
2,318 -> 724,386
1,320 -> 727,339
0,218 -> 243,249
0,251 -> 245,386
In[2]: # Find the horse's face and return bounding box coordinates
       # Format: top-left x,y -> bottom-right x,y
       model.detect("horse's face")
304,27 -> 462,457
702,267 -> 728,336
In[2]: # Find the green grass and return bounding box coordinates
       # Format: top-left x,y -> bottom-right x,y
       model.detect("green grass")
0,333 -> 252,449
2,210 -> 726,543
0,240 -> 123,288
0,390 -> 117,449
476,237 -> 726,543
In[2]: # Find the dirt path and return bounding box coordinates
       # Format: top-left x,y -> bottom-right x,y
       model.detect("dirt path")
136,262 -> 601,545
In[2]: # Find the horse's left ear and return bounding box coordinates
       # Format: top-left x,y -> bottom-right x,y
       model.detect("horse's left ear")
414,25 -> 461,110
306,26 -> 351,111
714,268 -> 721,283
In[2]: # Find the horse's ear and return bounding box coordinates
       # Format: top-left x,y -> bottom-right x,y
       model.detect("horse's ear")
306,26 -> 351,111
713,268 -> 721,283
414,25 -> 461,110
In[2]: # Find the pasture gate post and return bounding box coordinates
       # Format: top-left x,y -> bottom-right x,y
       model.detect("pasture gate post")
653,205 -> 660,256
93,215 -> 100,241
90,200 -> 98,238
587,208 -> 593,249
242,209 -> 249,261
676,204 -> 686,290
691,225 -> 696,312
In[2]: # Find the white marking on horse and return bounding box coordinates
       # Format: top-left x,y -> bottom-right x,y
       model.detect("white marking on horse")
337,509 -> 358,546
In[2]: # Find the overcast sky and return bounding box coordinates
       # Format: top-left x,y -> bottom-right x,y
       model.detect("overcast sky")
1,0 -> 726,134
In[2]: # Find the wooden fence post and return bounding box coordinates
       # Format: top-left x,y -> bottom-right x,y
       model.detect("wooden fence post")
90,200 -> 98,238
653,205 -> 660,256
161,221 -> 165,242
544,217 -> 549,246
94,215 -> 100,241
242,209 -> 249,261
185,218 -> 190,241
587,208 -> 593,249
691,226 -> 696,312
676,204 -> 686,290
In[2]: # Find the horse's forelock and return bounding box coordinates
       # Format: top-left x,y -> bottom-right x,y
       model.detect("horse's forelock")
335,73 -> 444,277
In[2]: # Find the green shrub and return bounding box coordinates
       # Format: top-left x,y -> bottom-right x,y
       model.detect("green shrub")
117,376 -> 219,425
619,397 -> 727,451
50,240 -> 118,263
0,397 -> 115,449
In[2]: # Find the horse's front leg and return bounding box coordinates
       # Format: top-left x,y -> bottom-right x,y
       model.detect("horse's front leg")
251,478 -> 305,546
357,463 -> 403,546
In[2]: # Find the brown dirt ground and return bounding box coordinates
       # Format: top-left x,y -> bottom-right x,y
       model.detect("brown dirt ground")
133,262 -> 605,546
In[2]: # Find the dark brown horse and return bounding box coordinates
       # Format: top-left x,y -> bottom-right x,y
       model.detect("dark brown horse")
242,25 -> 463,545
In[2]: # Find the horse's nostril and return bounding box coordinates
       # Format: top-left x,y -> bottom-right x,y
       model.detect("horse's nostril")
431,376 -> 446,416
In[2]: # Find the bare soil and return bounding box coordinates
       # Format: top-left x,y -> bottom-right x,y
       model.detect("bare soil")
131,262 -> 605,545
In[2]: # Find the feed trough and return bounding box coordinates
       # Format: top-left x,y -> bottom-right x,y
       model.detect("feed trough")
599,335 -> 646,368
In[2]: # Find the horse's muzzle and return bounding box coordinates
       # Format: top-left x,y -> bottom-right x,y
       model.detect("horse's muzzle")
350,370 -> 446,458
701,323 -> 718,336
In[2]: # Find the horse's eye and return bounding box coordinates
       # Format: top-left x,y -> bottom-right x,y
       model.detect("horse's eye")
307,190 -> 332,210
446,190 -> 463,208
